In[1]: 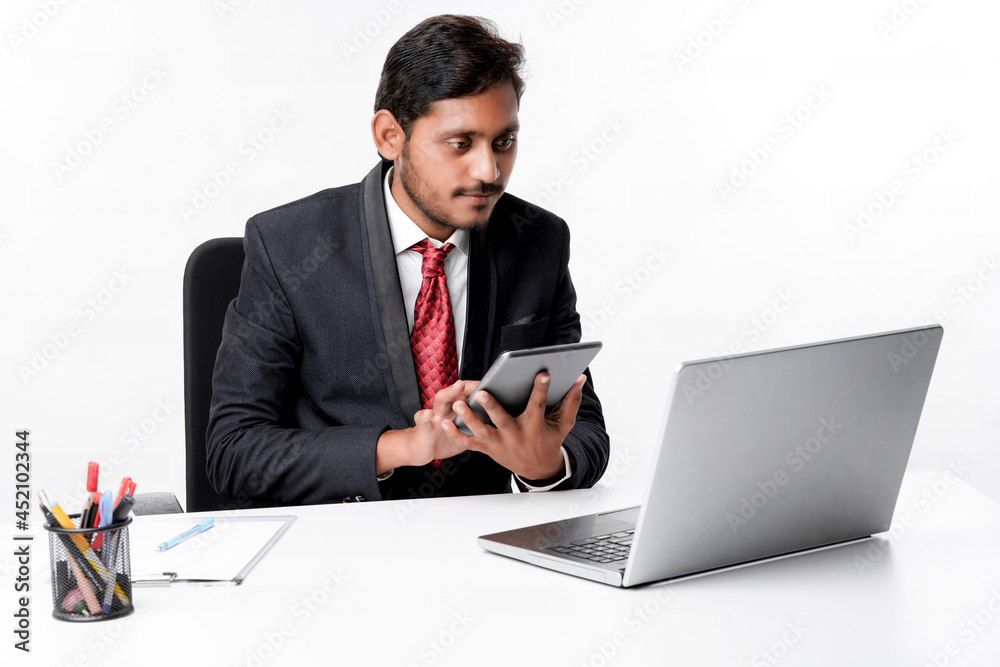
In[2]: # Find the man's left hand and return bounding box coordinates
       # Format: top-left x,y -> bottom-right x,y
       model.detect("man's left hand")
444,372 -> 586,482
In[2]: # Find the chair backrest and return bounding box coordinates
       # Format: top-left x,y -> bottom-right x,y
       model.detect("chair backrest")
183,237 -> 245,513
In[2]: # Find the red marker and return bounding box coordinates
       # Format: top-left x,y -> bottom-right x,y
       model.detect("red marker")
114,477 -> 133,508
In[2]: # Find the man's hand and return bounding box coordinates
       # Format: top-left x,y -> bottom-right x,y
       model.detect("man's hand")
445,372 -> 587,482
375,380 -> 479,474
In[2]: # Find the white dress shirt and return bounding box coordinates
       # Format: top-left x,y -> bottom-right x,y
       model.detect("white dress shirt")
382,168 -> 571,491
383,167 -> 469,369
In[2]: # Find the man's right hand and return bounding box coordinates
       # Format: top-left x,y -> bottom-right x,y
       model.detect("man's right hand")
375,380 -> 479,474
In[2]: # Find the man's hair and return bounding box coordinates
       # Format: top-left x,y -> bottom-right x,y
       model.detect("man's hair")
375,15 -> 525,140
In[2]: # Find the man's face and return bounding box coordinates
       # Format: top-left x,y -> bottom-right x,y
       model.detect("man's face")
392,82 -> 519,240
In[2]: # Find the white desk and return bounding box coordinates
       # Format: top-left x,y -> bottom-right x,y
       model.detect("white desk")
9,471 -> 1000,666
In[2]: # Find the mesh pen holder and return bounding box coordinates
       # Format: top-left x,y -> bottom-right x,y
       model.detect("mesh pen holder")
44,514 -> 134,622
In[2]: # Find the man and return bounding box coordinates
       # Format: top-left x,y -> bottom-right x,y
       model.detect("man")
206,15 -> 609,505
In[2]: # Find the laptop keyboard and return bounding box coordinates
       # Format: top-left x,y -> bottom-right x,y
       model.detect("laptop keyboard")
545,529 -> 634,564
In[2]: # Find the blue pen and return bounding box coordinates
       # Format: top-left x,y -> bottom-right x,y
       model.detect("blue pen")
98,491 -> 113,528
155,518 -> 215,552
93,490 -> 115,613
96,490 -> 114,557
97,491 -> 116,612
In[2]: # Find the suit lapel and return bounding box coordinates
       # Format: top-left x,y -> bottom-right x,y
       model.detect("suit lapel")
362,162 -> 422,426
362,161 -> 500,419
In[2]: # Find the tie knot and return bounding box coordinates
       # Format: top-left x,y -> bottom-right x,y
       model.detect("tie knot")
411,239 -> 454,278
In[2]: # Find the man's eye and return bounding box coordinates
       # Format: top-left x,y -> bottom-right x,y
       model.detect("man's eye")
447,140 -> 470,149
495,137 -> 516,149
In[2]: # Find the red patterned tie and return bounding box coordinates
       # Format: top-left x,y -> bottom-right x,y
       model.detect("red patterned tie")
410,240 -> 458,412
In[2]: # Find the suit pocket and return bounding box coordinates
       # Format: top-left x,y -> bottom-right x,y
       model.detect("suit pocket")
498,316 -> 550,354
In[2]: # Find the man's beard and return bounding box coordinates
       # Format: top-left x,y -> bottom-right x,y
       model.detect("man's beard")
398,144 -> 502,232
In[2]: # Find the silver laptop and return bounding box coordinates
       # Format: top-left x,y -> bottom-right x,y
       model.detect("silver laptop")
479,325 -> 943,587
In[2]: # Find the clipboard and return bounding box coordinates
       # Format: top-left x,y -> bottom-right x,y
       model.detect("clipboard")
128,515 -> 296,587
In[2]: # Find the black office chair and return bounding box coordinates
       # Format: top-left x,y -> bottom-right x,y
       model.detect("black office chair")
182,237 -> 245,513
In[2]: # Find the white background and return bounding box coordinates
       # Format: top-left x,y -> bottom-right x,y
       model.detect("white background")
3,0 -> 998,512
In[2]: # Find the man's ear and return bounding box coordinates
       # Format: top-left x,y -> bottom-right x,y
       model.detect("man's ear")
372,110 -> 403,161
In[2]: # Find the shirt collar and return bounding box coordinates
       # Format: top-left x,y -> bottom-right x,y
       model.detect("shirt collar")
383,166 -> 470,256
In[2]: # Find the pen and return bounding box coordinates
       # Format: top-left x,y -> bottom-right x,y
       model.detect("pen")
44,502 -> 108,597
98,492 -> 120,614
64,549 -> 102,615
156,518 -> 215,552
100,533 -> 121,614
90,492 -> 103,528
114,476 -> 133,508
81,463 -> 99,532
92,490 -> 114,552
38,496 -> 104,614
112,494 -> 135,523
104,493 -> 136,613
48,503 -> 130,607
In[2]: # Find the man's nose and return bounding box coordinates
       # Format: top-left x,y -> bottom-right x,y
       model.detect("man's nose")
468,144 -> 499,183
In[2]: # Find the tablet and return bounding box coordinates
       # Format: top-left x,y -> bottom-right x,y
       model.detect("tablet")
454,341 -> 603,435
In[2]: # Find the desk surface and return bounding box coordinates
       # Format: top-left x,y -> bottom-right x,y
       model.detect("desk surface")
8,471 -> 1000,666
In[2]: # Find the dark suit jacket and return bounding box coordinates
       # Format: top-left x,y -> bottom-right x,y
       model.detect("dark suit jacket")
206,161 -> 609,505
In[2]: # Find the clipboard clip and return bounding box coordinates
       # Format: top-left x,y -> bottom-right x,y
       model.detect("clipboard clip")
131,572 -> 177,586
